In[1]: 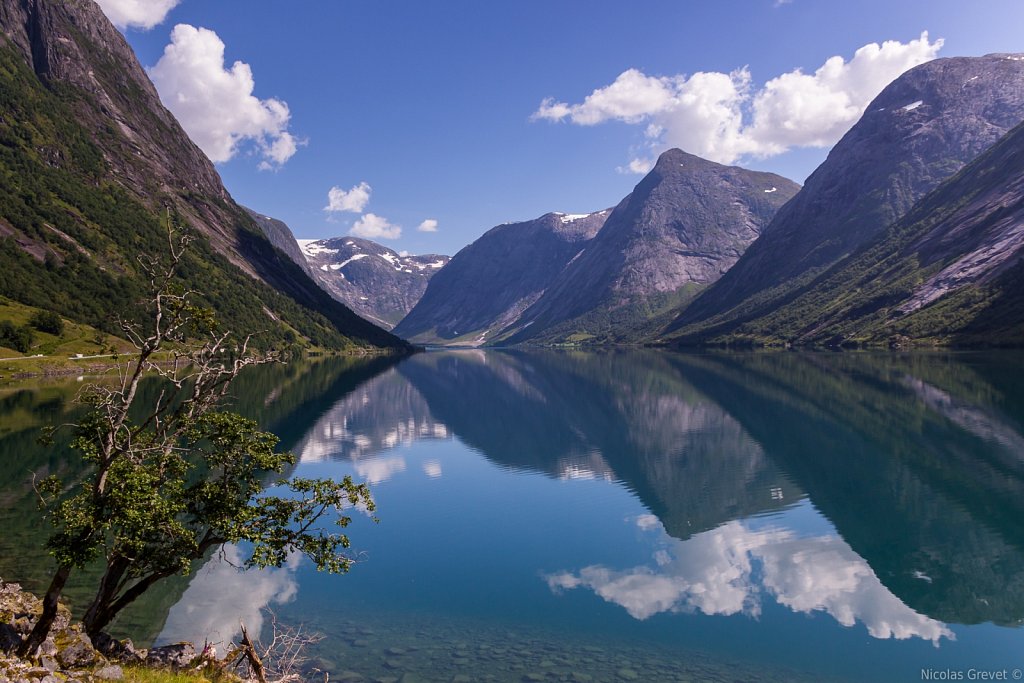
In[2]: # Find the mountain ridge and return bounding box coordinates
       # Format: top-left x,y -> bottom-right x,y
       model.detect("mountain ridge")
298,235 -> 449,330
712,117 -> 1024,346
498,149 -> 799,345
394,210 -> 610,345
667,54 -> 1024,344
0,0 -> 405,352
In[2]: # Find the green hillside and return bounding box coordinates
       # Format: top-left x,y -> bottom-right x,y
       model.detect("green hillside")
0,42 -> 402,355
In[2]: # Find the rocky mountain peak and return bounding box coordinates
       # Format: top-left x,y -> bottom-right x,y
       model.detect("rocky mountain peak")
298,236 -> 450,330
498,149 -> 800,344
673,53 -> 1024,338
394,209 -> 611,345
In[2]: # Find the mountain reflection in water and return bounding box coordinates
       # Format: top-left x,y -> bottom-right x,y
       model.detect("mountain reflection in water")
151,350 -> 1024,679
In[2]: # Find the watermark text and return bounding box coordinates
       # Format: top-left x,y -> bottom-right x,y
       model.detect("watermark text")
921,669 -> 1022,681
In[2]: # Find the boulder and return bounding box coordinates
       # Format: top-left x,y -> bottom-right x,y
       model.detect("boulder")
94,664 -> 124,680
55,631 -> 101,669
146,642 -> 196,669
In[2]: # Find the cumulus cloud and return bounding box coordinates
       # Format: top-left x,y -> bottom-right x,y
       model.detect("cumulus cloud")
617,157 -> 655,175
325,182 -> 372,213
149,24 -> 301,169
417,219 -> 439,233
351,213 -> 402,240
95,0 -> 180,30
534,32 -> 942,171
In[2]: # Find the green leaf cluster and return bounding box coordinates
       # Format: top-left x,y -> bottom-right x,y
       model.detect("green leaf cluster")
0,319 -> 34,352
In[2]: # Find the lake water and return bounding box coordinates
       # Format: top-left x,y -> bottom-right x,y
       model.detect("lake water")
2,350 -> 1023,682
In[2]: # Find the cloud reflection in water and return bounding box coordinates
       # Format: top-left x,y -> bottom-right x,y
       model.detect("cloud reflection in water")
158,545 -> 300,648
545,519 -> 953,644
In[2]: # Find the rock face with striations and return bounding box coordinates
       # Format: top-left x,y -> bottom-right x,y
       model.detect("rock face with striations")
244,208 -> 322,284
720,116 -> 1024,346
669,54 -> 1024,343
499,149 -> 799,345
299,236 -> 449,330
0,0 -> 224,201
0,0 -> 404,351
394,210 -> 610,345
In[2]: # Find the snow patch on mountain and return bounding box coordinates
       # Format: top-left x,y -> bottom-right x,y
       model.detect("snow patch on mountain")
298,239 -> 338,257
335,253 -> 369,269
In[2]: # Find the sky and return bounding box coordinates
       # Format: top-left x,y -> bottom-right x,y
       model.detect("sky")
97,0 -> 1024,257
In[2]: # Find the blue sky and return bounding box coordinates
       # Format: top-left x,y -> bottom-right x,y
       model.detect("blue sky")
99,1 -> 1024,257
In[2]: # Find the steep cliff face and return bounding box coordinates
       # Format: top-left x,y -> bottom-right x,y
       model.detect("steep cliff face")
722,118 -> 1024,346
670,54 -> 1024,343
299,236 -> 449,330
500,149 -> 798,345
0,0 -> 404,351
394,210 -> 609,345
244,208 -> 321,283
0,0 -> 225,222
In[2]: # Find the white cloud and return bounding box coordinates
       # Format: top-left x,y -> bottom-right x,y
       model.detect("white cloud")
617,157 -> 655,175
325,182 -> 372,214
95,0 -> 180,30
351,213 -> 402,240
149,24 -> 300,169
423,460 -> 443,478
417,219 -> 439,233
534,32 -> 942,170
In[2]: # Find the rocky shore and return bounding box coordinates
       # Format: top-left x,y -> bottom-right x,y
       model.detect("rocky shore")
0,577 -> 210,683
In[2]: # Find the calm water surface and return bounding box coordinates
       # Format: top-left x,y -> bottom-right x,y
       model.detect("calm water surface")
2,350 -> 1023,682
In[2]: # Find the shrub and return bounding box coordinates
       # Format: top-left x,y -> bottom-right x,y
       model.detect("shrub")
29,309 -> 64,336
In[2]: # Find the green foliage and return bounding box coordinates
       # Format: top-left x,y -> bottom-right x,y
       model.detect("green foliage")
0,44 -> 400,353
44,408 -> 374,578
29,310 -> 64,336
22,235 -> 378,648
0,319 -> 34,352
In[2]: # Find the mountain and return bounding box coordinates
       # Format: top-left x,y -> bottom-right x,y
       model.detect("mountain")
499,149 -> 799,345
244,208 -> 322,284
668,54 -> 1024,344
714,117 -> 1024,346
394,210 -> 610,345
297,236 -> 449,330
0,0 -> 405,352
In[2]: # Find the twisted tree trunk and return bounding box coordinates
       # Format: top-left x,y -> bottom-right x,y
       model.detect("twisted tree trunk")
16,564 -> 71,657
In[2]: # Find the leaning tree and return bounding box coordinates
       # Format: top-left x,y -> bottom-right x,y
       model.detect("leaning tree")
19,227 -> 374,656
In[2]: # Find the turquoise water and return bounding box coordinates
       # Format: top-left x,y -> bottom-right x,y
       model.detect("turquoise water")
4,350 -> 1024,681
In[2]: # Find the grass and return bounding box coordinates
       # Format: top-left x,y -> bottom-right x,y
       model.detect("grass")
0,296 -> 137,380
123,664 -> 241,683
